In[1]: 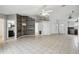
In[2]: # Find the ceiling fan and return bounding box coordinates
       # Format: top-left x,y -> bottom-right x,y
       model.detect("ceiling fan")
40,5 -> 66,16
39,5 -> 53,16
37,5 -> 67,21
40,9 -> 53,16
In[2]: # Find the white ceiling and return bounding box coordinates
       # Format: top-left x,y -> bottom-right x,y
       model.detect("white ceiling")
0,5 -> 43,15
0,5 -> 63,15
0,5 -> 79,16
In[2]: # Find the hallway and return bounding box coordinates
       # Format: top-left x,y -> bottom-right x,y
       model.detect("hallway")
0,35 -> 79,54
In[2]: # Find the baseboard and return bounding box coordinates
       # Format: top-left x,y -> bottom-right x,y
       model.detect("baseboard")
17,35 -> 35,39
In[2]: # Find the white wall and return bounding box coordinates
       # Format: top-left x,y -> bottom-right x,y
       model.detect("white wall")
36,21 -> 50,35
35,22 -> 39,35
0,15 -> 7,41
49,5 -> 79,34
42,21 -> 50,35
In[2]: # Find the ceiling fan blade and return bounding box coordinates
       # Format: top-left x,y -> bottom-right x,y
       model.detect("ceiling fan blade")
46,10 -> 53,13
42,9 -> 45,13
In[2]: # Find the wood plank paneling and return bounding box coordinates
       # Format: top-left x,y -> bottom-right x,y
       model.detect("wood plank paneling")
17,14 -> 35,38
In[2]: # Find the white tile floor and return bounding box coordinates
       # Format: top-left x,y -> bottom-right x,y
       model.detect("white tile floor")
0,35 -> 79,54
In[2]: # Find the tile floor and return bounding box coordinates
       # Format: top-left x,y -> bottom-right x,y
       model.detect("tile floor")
0,34 -> 79,54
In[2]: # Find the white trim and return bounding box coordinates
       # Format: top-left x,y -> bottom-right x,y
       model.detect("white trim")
14,14 -> 17,40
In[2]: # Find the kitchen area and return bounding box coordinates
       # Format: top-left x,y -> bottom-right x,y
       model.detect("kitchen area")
67,17 -> 79,47
68,18 -> 78,35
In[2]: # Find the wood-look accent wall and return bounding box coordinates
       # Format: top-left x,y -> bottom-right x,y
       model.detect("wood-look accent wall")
17,14 -> 22,37
17,14 -> 35,38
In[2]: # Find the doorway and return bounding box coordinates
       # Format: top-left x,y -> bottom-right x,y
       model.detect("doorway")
7,20 -> 15,40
